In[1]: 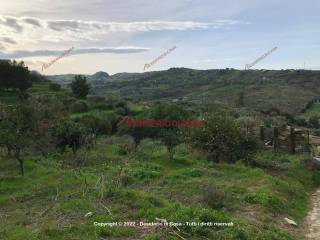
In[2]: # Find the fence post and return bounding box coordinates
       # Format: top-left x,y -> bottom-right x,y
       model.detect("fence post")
273,127 -> 278,153
290,127 -> 295,154
260,126 -> 264,141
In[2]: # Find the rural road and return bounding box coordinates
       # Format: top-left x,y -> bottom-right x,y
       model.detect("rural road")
305,189 -> 320,239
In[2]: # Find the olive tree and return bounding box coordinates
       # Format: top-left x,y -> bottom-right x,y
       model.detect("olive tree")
0,103 -> 36,176
188,109 -> 259,163
50,119 -> 92,167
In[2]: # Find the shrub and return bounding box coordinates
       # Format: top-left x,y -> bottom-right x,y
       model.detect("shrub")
49,82 -> 61,91
62,96 -> 76,108
188,109 -> 259,163
92,103 -> 114,111
70,101 -> 88,113
50,120 -> 92,167
309,115 -> 320,128
115,101 -> 126,108
18,90 -> 30,100
75,114 -> 112,135
88,96 -> 106,103
116,135 -> 136,155
115,107 -> 126,116
202,181 -> 227,209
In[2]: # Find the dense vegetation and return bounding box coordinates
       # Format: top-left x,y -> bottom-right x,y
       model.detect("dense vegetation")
63,68 -> 320,115
1,63 -> 320,239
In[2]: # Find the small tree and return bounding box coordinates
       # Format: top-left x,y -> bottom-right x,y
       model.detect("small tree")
30,96 -> 66,157
71,75 -> 90,98
0,103 -> 36,176
49,82 -> 61,91
188,109 -> 259,163
50,119 -> 89,167
119,103 -> 190,160
149,103 -> 190,160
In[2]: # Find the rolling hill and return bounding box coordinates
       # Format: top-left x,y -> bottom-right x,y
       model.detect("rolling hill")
47,68 -> 320,115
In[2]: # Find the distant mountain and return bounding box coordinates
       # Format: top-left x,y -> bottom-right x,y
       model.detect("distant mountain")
111,72 -> 140,78
90,71 -> 109,81
46,74 -> 78,85
46,71 -> 110,85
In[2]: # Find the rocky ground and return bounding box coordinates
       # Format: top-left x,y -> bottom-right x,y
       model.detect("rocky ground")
305,189 -> 320,239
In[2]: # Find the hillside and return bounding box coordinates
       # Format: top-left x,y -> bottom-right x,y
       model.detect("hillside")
1,135 -> 317,240
1,76 -> 320,240
47,71 -> 110,85
81,68 -> 320,115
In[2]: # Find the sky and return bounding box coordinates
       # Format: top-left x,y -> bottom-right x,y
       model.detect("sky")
0,0 -> 319,75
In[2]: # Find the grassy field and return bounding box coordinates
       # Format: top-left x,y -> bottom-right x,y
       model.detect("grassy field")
0,82 -> 70,105
1,136 -> 319,240
1,81 -> 320,239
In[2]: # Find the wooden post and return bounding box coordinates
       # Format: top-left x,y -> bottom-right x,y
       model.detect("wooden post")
273,127 -> 278,153
290,127 -> 295,154
260,126 -> 265,141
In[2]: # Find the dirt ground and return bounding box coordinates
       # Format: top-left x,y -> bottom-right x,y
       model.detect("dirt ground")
305,189 -> 320,239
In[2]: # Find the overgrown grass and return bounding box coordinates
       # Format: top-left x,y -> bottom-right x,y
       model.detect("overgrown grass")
0,138 -> 318,239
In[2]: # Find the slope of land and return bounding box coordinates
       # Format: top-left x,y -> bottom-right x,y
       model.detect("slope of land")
1,137 -> 318,240
1,81 -> 320,240
82,68 -> 320,115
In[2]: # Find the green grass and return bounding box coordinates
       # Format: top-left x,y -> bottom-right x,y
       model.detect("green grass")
0,137 -> 318,239
0,82 -> 70,105
297,102 -> 320,125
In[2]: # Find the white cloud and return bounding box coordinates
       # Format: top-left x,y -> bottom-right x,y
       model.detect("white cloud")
0,46 -> 150,58
0,15 -> 250,45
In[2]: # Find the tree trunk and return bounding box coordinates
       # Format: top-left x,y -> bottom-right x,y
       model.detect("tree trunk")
7,146 -> 12,157
15,150 -> 24,176
18,157 -> 24,176
72,142 -> 78,167
168,147 -> 174,161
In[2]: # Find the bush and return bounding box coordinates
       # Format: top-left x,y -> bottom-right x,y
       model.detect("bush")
309,115 -> 320,128
92,103 -> 114,111
88,96 -> 106,103
50,119 -> 86,155
75,114 -> 112,135
115,135 -> 136,155
115,107 -> 126,116
62,96 -> 76,108
188,109 -> 259,163
49,82 -> 61,91
70,101 -> 88,113
202,181 -> 227,209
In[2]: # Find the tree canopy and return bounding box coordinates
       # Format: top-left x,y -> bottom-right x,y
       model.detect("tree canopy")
0,60 -> 32,91
71,75 -> 90,98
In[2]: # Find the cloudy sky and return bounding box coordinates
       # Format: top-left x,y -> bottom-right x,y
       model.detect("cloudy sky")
0,0 -> 319,74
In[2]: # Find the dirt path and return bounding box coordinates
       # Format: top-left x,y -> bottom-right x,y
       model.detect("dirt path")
305,189 -> 320,239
